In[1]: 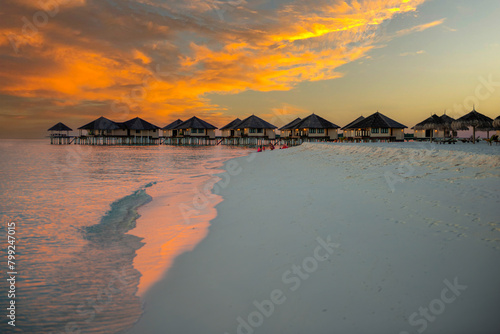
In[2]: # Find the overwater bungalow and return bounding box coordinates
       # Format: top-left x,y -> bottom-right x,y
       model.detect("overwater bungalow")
162,119 -> 183,138
78,116 -> 120,136
232,115 -> 277,139
343,112 -> 407,141
48,122 -> 73,144
48,122 -> 72,136
341,116 -> 365,139
173,116 -> 217,139
117,117 -> 160,139
279,118 -> 302,139
290,114 -> 340,140
76,116 -> 160,145
220,118 -> 242,138
76,116 -> 121,145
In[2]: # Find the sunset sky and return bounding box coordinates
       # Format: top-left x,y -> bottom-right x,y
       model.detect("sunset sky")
1,0 -> 499,138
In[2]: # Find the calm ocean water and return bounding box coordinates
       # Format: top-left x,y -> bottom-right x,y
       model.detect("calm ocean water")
0,139 -> 250,333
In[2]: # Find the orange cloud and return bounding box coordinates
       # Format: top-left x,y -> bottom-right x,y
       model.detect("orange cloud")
0,46 -> 150,100
15,0 -> 87,10
0,0 -> 436,133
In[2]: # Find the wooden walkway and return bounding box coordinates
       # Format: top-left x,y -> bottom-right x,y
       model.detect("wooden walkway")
49,135 -> 343,146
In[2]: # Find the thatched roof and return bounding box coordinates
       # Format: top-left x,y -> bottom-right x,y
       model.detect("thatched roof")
279,118 -> 302,130
174,116 -> 217,129
220,118 -> 242,130
293,113 -> 339,129
439,114 -> 468,130
413,114 -> 445,130
353,112 -> 407,129
48,122 -> 72,131
439,114 -> 455,125
341,116 -> 365,130
479,115 -> 500,130
119,117 -> 160,130
451,109 -> 493,130
493,116 -> 500,128
78,116 -> 120,130
233,115 -> 277,129
162,119 -> 183,130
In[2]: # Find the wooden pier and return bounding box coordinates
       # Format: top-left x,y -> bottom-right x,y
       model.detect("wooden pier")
217,137 -> 283,147
49,135 -> 346,147
162,137 -> 217,146
74,136 -> 160,145
50,135 -> 75,145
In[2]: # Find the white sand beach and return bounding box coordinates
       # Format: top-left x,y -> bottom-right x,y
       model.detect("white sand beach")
130,142 -> 500,334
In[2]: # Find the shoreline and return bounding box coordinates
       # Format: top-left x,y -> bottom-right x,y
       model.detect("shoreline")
129,146 -> 253,297
130,142 -> 500,334
131,176 -> 223,297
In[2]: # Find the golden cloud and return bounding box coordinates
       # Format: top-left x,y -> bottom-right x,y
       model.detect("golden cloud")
0,0 -> 438,127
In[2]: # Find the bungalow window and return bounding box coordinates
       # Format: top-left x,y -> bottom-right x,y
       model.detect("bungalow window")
381,128 -> 389,134
249,128 -> 257,133
317,129 -> 325,134
136,130 -> 141,134
191,128 -> 197,133
309,129 -> 317,134
198,129 -> 205,134
257,128 -> 263,133
371,128 -> 379,134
